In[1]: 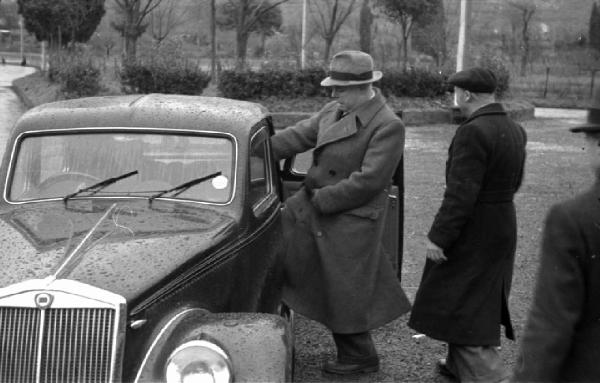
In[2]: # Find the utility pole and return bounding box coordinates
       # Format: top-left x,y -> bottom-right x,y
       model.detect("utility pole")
456,0 -> 472,72
19,15 -> 24,64
301,0 -> 307,69
454,0 -> 472,109
210,0 -> 217,80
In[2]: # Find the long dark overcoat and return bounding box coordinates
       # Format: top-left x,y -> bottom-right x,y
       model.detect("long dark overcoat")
513,182 -> 600,382
271,90 -> 411,333
408,103 -> 527,345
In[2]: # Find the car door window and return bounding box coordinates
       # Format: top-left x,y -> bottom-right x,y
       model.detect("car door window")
249,128 -> 275,214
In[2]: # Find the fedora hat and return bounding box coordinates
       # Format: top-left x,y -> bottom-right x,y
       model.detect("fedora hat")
320,50 -> 383,87
571,87 -> 600,133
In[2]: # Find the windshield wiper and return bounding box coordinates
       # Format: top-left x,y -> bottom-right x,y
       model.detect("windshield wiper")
63,170 -> 139,202
148,171 -> 222,204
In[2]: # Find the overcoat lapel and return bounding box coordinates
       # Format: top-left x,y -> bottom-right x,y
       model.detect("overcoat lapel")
314,91 -> 387,150
315,113 -> 358,150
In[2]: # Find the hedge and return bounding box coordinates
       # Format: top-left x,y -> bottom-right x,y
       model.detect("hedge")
218,68 -> 330,99
121,61 -> 211,95
218,67 -> 449,99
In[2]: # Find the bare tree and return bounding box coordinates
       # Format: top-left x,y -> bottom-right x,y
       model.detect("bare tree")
149,0 -> 179,46
217,0 -> 289,70
507,0 -> 535,76
412,0 -> 447,68
111,0 -> 163,64
376,0 -> 437,69
210,0 -> 216,79
359,0 -> 373,54
311,0 -> 358,62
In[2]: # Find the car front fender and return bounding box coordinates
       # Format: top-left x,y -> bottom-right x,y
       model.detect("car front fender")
134,308 -> 293,383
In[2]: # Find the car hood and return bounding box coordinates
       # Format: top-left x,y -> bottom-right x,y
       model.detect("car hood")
0,200 -> 237,302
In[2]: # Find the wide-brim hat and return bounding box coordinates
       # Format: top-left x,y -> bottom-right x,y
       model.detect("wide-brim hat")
571,88 -> 600,133
320,50 -> 383,87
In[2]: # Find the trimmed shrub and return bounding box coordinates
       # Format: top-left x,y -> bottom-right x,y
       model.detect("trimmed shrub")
120,61 -> 211,95
379,68 -> 447,98
61,63 -> 101,97
48,54 -> 101,98
478,55 -> 510,98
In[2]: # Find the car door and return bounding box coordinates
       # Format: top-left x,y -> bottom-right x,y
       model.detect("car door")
277,148 -> 403,281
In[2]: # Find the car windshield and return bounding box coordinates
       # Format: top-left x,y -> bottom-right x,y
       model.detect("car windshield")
9,131 -> 234,203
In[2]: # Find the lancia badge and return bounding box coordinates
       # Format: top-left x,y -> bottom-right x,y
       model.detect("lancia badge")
35,293 -> 53,309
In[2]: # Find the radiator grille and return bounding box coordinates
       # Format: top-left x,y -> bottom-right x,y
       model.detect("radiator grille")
0,307 -> 116,383
0,307 -> 40,383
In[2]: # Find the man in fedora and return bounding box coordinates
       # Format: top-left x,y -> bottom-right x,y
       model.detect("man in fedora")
408,67 -> 527,382
512,90 -> 600,382
270,50 -> 411,375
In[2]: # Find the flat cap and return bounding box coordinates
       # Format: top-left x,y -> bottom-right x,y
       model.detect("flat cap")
447,67 -> 497,93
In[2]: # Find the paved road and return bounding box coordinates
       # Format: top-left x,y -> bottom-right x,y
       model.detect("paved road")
0,65 -> 36,149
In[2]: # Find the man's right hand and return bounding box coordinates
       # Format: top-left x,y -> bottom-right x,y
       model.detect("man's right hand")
426,238 -> 447,263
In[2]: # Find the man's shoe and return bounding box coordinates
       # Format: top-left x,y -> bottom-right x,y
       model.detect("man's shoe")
321,360 -> 379,375
436,358 -> 457,380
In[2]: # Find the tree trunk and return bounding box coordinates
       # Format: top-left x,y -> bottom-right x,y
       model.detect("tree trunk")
236,29 -> 249,70
125,33 -> 137,65
324,36 -> 333,63
359,0 -> 372,53
401,17 -> 412,70
210,0 -> 216,79
520,21 -> 530,76
402,35 -> 409,70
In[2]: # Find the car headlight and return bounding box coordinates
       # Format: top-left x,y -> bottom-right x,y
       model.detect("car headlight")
165,339 -> 233,383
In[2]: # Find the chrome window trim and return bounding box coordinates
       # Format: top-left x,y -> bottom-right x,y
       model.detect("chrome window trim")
250,127 -> 277,217
4,127 -> 239,206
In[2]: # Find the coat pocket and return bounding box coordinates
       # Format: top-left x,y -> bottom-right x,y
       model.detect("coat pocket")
343,205 -> 382,220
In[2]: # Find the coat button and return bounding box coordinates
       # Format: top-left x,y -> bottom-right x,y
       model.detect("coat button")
328,169 -> 337,176
316,231 -> 323,237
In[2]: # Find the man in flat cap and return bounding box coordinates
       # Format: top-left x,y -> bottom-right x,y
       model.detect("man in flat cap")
270,50 -> 411,375
512,89 -> 600,382
408,67 -> 527,382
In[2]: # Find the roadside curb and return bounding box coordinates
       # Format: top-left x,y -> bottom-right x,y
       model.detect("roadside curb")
10,83 -> 34,109
271,100 -> 535,128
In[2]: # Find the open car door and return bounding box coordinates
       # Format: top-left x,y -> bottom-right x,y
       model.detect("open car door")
278,149 -> 403,281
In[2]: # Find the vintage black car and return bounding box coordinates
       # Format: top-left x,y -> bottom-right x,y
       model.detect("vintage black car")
0,94 -> 293,383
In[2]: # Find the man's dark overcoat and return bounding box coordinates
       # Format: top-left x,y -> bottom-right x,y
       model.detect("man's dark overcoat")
408,103 -> 527,345
271,90 -> 411,334
513,182 -> 600,382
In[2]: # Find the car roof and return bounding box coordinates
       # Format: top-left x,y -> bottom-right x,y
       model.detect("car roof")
13,94 -> 270,137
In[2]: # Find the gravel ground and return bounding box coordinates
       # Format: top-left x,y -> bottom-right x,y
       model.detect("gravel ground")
12,71 -> 589,382
292,115 -> 591,383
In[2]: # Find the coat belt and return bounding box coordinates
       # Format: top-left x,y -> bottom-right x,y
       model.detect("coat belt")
477,190 -> 515,203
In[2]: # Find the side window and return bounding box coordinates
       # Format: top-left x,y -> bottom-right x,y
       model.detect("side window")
249,128 -> 273,210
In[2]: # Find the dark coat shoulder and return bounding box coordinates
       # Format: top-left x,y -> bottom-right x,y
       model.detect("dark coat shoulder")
513,184 -> 600,382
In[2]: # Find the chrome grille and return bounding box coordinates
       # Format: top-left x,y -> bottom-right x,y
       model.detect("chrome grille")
0,307 -> 40,383
0,307 -> 116,383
